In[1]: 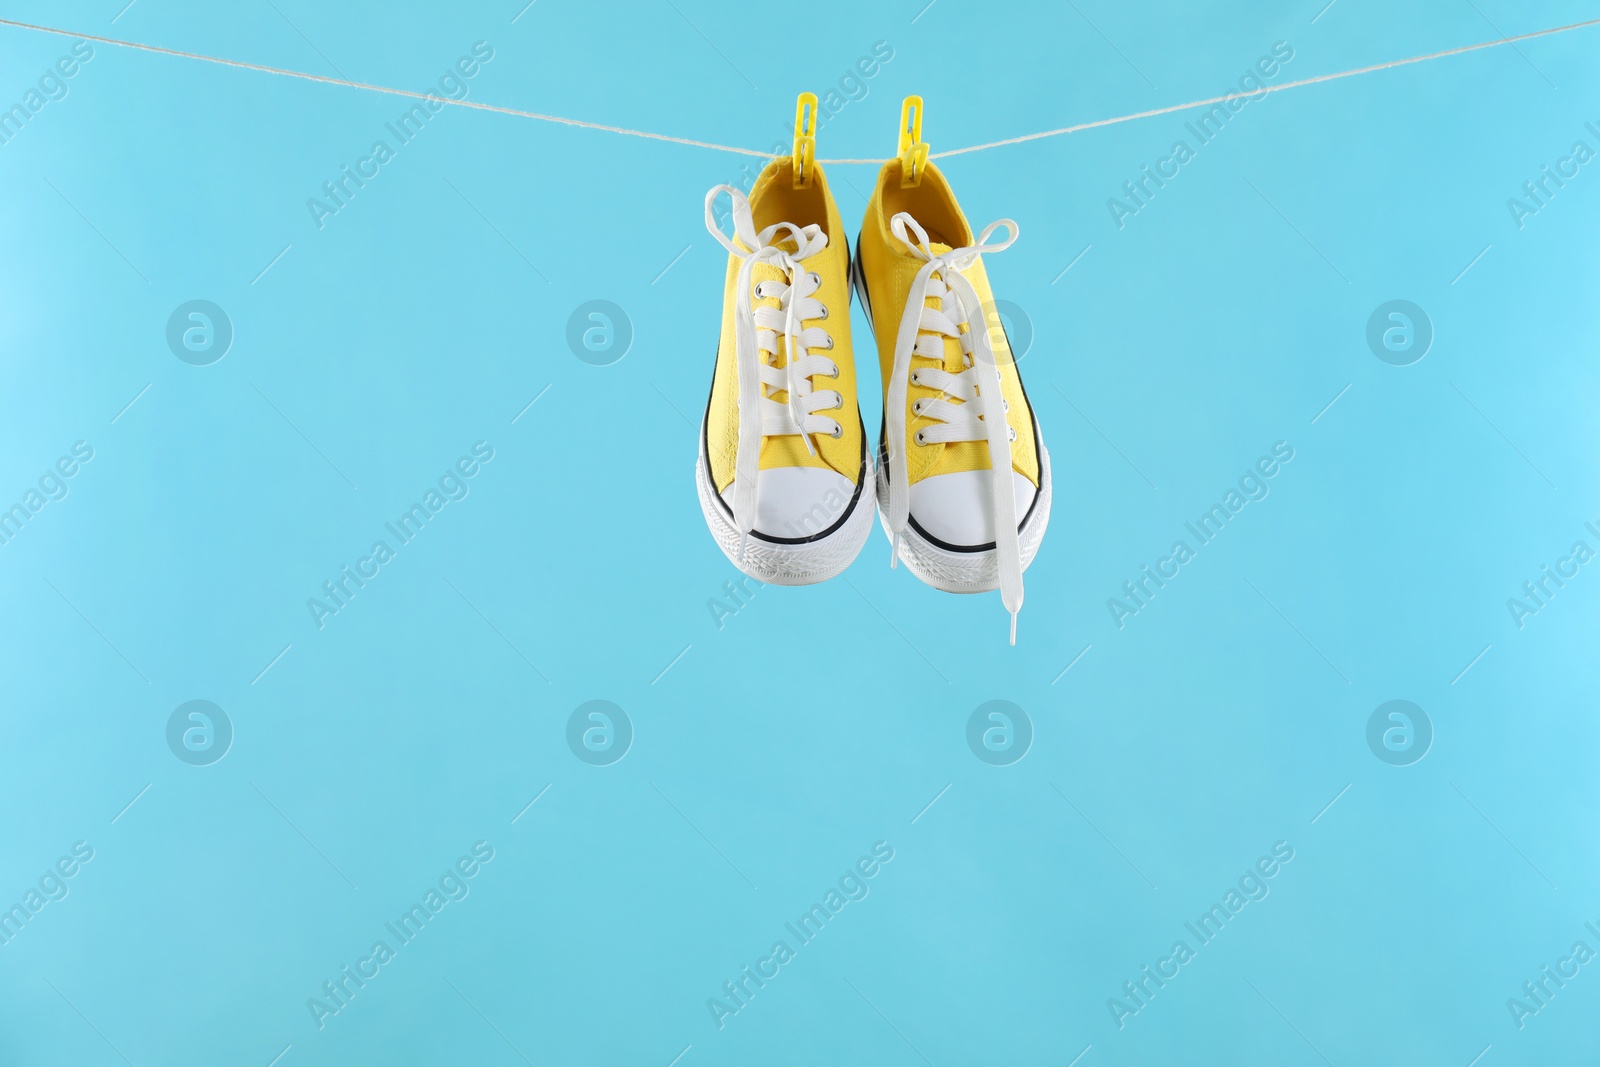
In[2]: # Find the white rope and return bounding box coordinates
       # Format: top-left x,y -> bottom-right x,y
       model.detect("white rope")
0,16 -> 776,158
2,14 -> 1595,163
932,16 -> 1600,159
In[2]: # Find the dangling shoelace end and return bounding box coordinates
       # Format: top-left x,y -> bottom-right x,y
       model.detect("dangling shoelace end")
889,531 -> 901,569
1008,610 -> 1018,647
737,531 -> 749,563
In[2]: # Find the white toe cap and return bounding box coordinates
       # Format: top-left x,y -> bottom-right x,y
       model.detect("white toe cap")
909,469 -> 1037,547
721,466 -> 857,540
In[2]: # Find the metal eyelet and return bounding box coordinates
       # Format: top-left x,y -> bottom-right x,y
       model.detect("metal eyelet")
823,336 -> 834,349
912,399 -> 925,415
809,271 -> 820,285
830,424 -> 843,438
1008,428 -> 1017,442
818,305 -> 829,319
915,430 -> 927,446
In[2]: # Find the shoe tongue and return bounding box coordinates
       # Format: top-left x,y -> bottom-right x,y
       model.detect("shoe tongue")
751,261 -> 788,287
748,261 -> 819,375
916,243 -> 968,374
769,225 -> 823,259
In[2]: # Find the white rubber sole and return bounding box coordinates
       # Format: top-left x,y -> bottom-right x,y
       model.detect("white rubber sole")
696,430 -> 876,586
877,441 -> 1052,594
852,247 -> 1053,594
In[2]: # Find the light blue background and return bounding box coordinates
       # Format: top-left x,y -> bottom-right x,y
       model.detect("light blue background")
1,0 -> 1597,1063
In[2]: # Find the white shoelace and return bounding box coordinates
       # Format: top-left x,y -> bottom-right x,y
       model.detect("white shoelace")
883,212 -> 1024,643
704,185 -> 842,559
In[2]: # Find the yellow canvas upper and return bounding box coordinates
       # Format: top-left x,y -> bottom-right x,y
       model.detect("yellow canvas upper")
857,159 -> 1039,490
705,159 -> 861,495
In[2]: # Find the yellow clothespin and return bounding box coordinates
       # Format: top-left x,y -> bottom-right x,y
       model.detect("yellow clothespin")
898,95 -> 927,188
792,92 -> 817,188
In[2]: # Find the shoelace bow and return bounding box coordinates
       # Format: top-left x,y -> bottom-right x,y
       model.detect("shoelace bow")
884,212 -> 1025,643
705,186 -> 842,561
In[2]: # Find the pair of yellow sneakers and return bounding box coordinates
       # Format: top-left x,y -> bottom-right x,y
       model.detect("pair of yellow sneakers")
695,96 -> 1051,643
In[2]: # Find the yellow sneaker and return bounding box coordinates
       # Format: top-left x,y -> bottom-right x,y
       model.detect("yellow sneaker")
696,98 -> 873,584
852,98 -> 1051,642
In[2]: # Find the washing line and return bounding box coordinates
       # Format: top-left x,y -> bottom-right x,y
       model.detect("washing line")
0,14 -> 1594,162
